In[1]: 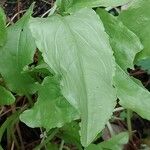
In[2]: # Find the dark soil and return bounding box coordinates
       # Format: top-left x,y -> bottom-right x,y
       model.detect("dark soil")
1,0 -> 54,21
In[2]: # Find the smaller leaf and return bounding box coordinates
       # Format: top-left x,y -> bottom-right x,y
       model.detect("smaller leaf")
100,132 -> 129,150
86,132 -> 129,150
46,143 -> 58,150
0,7 -> 7,47
0,110 -> 21,142
0,85 -> 15,106
23,61 -> 53,82
118,0 -> 150,61
96,8 -> 143,71
56,0 -> 130,13
0,4 -> 38,95
20,76 -> 79,130
137,58 -> 150,74
85,144 -> 102,150
0,145 -> 3,150
58,122 -> 82,149
114,65 -> 150,120
96,8 -> 150,121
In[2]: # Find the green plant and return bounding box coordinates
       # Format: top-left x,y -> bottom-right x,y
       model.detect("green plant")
0,0 -> 150,149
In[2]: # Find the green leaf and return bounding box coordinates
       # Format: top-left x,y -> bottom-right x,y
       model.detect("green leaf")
118,0 -> 150,61
96,9 -> 143,71
0,7 -> 7,47
85,144 -> 103,150
58,122 -> 82,149
0,4 -> 38,95
99,132 -> 129,150
33,129 -> 58,150
56,0 -> 130,13
0,145 -> 3,150
86,132 -> 129,150
137,58 -> 150,73
114,65 -> 150,120
23,61 -> 53,82
20,76 -> 79,130
29,8 -> 116,147
96,9 -> 150,120
0,110 -> 21,142
0,85 -> 15,105
46,143 -> 58,150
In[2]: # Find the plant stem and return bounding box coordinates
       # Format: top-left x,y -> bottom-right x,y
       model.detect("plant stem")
59,140 -> 65,150
11,127 -> 20,150
107,122 -> 114,137
127,109 -> 132,140
16,123 -> 25,150
41,3 -> 57,17
63,145 -> 70,150
10,141 -> 15,150
33,129 -> 58,150
113,107 -> 124,112
26,94 -> 33,106
0,106 -> 4,115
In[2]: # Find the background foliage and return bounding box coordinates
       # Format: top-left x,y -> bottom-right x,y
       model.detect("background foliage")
0,0 -> 150,149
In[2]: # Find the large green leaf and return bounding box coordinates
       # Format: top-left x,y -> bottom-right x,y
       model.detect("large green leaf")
86,132 -> 129,150
29,8 -> 116,147
0,5 -> 38,95
97,9 -> 150,120
0,85 -> 15,105
56,0 -> 130,13
20,76 -> 79,130
0,7 -> 6,47
118,0 -> 150,61
97,9 -> 143,71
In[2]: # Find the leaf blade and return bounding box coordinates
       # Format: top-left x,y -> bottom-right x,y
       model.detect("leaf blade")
0,85 -> 15,106
97,8 -> 150,120
97,9 -> 143,71
118,0 -> 150,61
114,65 -> 150,120
30,8 -> 116,146
20,76 -> 79,130
0,5 -> 38,94
86,132 -> 129,150
0,7 -> 7,47
56,0 -> 130,13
